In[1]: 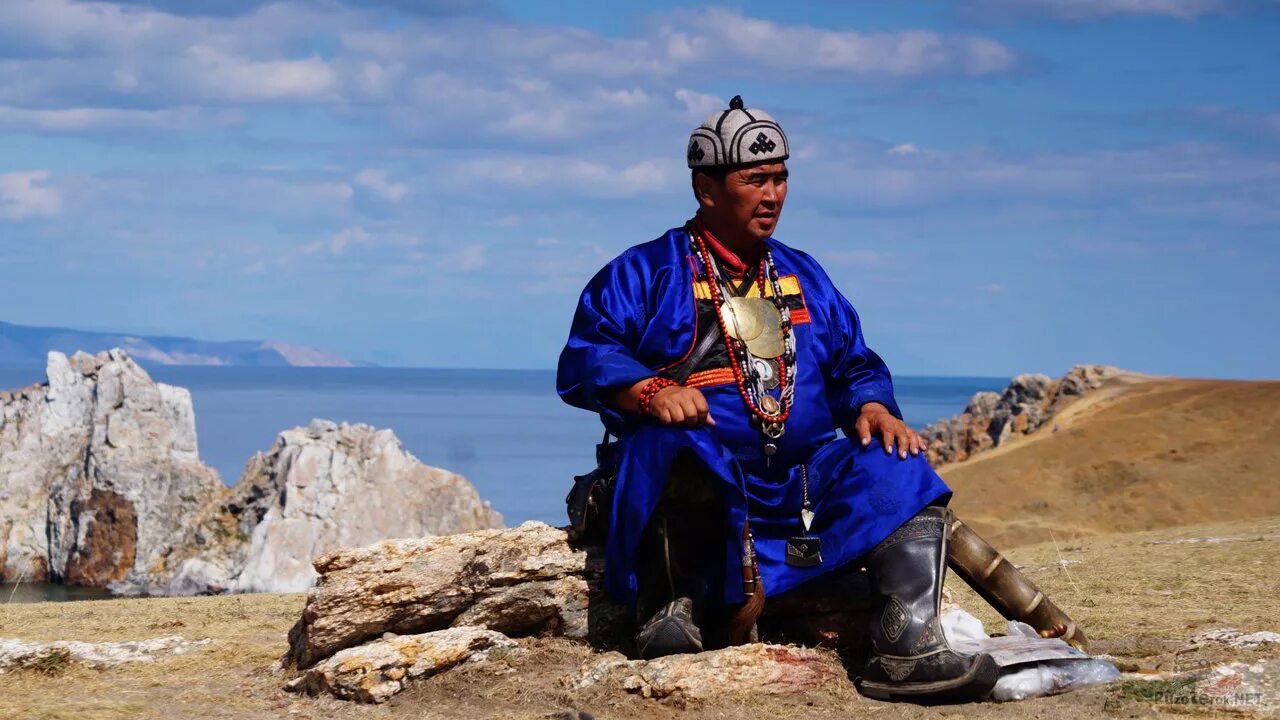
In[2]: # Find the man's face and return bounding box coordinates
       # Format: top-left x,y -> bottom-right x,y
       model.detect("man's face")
699,161 -> 789,241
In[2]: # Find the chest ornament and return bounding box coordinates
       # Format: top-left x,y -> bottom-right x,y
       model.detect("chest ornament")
688,221 -> 797,460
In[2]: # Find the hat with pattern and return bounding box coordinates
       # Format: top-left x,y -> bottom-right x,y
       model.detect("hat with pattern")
687,95 -> 789,169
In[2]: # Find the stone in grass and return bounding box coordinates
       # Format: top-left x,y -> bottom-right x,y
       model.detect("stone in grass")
283,626 -> 516,704
0,635 -> 213,673
572,643 -> 844,700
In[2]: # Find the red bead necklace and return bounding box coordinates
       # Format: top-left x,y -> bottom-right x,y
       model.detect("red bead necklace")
690,226 -> 795,429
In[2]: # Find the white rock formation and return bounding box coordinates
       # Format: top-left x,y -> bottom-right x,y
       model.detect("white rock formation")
0,350 -> 225,587
0,349 -> 504,596
227,419 -> 504,593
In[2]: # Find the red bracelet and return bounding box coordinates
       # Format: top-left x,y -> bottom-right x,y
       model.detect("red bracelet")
638,377 -> 680,416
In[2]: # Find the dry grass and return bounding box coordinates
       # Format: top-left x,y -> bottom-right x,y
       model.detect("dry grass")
2,517 -> 1277,719
947,515 -> 1280,646
943,377 -> 1280,548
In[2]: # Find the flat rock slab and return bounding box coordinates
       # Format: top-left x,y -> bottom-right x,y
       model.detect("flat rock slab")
1195,660 -> 1280,713
283,626 -> 516,704
0,635 -> 212,672
572,644 -> 844,700
1190,628 -> 1280,649
283,521 -> 595,669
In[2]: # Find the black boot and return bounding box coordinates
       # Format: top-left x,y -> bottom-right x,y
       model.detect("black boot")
856,506 -> 999,701
633,455 -> 720,660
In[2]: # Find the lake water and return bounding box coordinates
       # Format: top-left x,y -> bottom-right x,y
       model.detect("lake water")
0,364 -> 1004,527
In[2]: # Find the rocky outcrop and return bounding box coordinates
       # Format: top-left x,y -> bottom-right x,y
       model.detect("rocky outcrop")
282,521 -> 607,670
223,419 -> 503,594
0,350 -> 226,587
0,350 -> 503,596
922,364 -> 1133,465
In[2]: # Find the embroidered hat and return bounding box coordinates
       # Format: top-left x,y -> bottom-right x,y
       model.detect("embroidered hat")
687,95 -> 790,169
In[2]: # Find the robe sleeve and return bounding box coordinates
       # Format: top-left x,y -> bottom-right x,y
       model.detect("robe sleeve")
808,258 -> 904,427
556,252 -> 656,429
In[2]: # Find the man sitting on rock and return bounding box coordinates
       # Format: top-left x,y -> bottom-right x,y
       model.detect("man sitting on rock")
556,96 -> 998,700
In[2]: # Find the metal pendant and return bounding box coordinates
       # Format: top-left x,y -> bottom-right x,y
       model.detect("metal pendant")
720,297 -> 785,358
758,394 -> 781,416
753,357 -> 779,390
785,536 -> 823,568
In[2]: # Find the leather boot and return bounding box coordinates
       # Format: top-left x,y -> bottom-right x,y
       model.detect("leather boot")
633,455 -> 719,659
856,506 -> 999,701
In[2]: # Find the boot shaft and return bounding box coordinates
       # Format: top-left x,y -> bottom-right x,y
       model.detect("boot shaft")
865,506 -> 950,656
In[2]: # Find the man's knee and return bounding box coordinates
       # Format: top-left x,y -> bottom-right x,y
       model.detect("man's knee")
663,449 -> 718,507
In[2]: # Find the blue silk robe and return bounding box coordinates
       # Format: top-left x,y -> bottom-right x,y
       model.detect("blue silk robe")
557,225 -> 951,608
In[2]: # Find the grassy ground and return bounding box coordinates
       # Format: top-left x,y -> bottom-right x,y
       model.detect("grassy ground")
2,515 -> 1277,719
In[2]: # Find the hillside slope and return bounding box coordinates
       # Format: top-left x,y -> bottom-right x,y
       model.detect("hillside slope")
942,377 -> 1280,548
0,321 -> 362,367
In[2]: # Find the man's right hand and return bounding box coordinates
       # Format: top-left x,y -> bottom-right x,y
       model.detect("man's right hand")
650,385 -> 716,427
616,379 -> 716,427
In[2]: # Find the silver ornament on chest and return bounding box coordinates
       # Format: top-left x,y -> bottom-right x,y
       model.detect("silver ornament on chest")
752,357 -> 780,390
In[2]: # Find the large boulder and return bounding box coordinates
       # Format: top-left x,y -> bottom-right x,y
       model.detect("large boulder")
0,350 -> 226,587
281,521 -> 613,670
226,419 -> 504,593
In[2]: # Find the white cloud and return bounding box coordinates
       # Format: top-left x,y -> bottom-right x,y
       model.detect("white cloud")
354,169 -> 408,202
181,45 -> 337,102
448,244 -> 486,270
0,171 -> 62,220
459,157 -> 671,198
888,143 -> 921,156
0,105 -> 231,132
674,88 -> 723,119
660,8 -> 1019,78
241,258 -> 268,275
798,137 -> 1280,224
960,0 -> 1230,20
301,225 -> 424,257
0,2 -> 1021,140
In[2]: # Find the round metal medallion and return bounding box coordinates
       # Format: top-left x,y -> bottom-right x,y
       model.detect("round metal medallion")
720,297 -> 785,358
758,394 -> 781,416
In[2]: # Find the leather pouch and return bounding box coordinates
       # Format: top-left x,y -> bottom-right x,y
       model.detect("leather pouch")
565,430 -> 615,545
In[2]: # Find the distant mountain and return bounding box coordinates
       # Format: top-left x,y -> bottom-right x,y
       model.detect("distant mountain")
0,321 -> 369,367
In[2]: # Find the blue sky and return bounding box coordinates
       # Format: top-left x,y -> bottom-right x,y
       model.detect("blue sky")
0,0 -> 1276,378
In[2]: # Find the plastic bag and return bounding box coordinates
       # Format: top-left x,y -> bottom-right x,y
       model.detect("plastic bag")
991,659 -> 1121,701
940,608 -> 1121,702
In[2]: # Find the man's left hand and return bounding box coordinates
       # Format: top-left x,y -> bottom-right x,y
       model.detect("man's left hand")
855,402 -> 927,459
